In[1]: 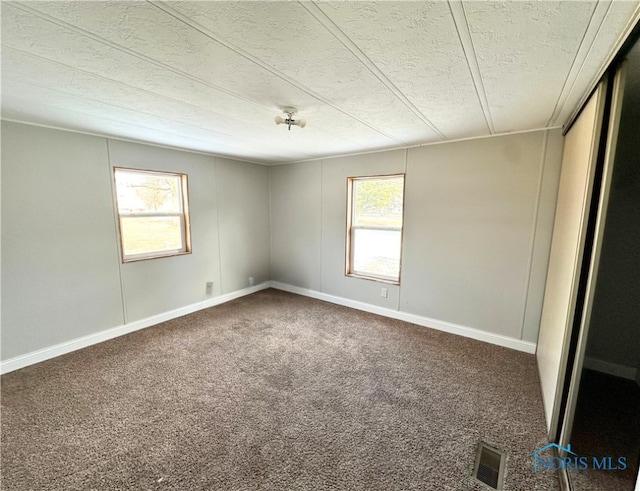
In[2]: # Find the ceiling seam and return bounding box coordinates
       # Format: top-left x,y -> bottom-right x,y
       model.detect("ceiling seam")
148,0 -> 405,145
5,77 -> 232,140
564,2 -> 640,131
7,1 -> 400,148
3,75 -> 299,160
2,72 -> 348,160
2,46 -> 329,156
4,2 -> 281,115
3,92 -> 287,161
545,2 -> 602,126
447,1 -> 494,134
6,1 -> 633,165
2,45 -> 376,159
546,1 -> 613,127
1,46 -> 275,132
301,0 -> 446,140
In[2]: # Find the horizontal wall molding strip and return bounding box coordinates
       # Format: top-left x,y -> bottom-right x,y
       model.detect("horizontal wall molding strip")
583,356 -> 638,381
269,281 -> 536,354
0,283 -> 269,375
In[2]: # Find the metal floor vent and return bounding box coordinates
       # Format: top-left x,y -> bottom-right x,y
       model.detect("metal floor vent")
473,442 -> 506,490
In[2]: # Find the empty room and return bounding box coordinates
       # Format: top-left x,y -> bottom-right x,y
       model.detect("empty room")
2,2 -> 639,490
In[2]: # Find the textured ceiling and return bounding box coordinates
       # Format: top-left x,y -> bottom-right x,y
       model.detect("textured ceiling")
1,1 -> 639,164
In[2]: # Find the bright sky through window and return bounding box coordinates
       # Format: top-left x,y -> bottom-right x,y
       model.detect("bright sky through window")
114,168 -> 191,261
347,175 -> 404,283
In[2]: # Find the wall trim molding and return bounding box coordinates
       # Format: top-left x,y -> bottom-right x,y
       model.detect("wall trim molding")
1,280 -> 539,375
280,126 -> 562,166
583,356 -> 638,381
1,119 -> 269,166
0,283 -> 270,375
269,281 -> 536,354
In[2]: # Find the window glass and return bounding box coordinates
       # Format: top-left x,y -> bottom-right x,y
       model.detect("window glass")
114,168 -> 190,261
347,175 -> 404,282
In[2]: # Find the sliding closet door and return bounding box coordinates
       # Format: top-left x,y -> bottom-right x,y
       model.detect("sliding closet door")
536,80 -> 607,438
559,64 -> 627,453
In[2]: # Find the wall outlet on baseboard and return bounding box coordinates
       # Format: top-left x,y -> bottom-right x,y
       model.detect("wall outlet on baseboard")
248,277 -> 255,286
205,282 -> 213,297
381,288 -> 388,298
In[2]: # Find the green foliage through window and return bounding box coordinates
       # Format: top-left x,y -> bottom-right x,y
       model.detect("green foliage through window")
114,168 -> 191,261
347,175 -> 404,282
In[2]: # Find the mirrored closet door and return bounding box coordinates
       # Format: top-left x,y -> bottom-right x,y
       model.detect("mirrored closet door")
558,37 -> 640,491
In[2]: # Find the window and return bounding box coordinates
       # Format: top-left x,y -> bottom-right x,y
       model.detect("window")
114,168 -> 191,262
346,174 -> 405,283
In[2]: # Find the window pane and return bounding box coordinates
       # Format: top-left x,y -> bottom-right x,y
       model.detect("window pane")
352,229 -> 401,279
120,216 -> 183,256
115,170 -> 182,214
353,177 -> 404,228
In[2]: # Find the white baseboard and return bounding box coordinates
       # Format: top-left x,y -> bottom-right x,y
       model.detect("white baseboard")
583,356 -> 638,381
2,281 -> 536,374
268,281 -> 536,354
0,283 -> 270,375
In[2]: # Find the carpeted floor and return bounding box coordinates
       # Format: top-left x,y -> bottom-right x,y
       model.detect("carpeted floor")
1,289 -> 559,490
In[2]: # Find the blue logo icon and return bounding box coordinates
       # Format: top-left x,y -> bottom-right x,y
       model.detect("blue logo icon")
530,443 -> 626,472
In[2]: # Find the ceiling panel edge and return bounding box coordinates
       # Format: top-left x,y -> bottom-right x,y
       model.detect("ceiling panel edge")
0,117 -> 275,165
449,0 -> 494,133
278,125 -> 562,166
5,2 -> 275,114
560,2 -> 640,129
305,1 -> 445,140
4,1 -> 404,159
547,1 -> 610,126
2,47 -> 324,159
149,0 -> 406,144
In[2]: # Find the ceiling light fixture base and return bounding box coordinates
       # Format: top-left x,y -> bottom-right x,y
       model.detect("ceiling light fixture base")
275,107 -> 306,131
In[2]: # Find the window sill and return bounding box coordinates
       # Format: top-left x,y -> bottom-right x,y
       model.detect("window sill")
345,272 -> 400,286
122,250 -> 192,263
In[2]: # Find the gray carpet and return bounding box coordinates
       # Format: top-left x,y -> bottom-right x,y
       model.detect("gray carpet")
1,289 -> 559,490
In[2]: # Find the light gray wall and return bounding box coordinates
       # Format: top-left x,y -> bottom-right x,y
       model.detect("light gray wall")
269,161 -> 322,291
1,122 -> 270,361
1,122 -> 124,359
522,130 -> 565,342
2,121 -> 563,361
216,158 -> 270,294
270,130 -> 564,344
402,131 -> 561,340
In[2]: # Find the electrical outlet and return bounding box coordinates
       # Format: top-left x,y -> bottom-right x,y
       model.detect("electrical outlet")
381,288 -> 388,298
205,282 -> 213,296
248,277 -> 255,286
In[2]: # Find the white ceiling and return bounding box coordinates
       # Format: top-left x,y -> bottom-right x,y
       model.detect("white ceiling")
2,1 -> 639,165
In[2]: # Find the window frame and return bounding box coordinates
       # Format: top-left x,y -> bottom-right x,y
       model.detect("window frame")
345,173 -> 405,284
113,167 -> 192,263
